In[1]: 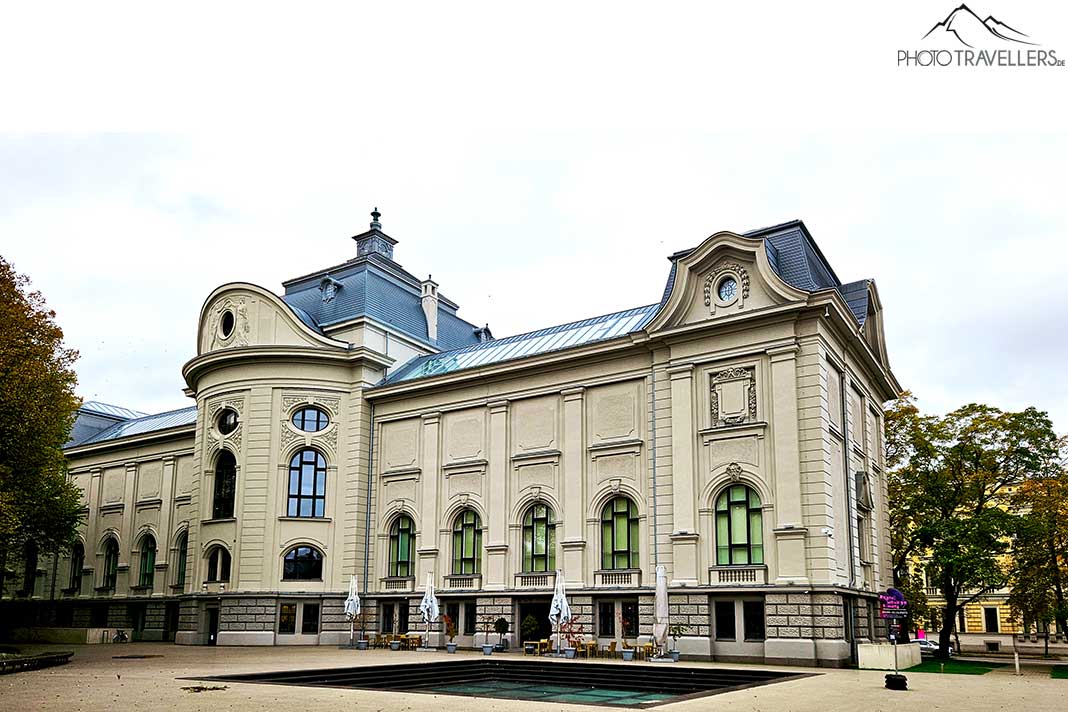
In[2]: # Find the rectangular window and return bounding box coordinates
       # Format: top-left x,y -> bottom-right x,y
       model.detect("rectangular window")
598,601 -> 615,637
743,601 -> 765,641
397,602 -> 410,633
381,603 -> 395,633
984,607 -> 999,633
302,603 -> 320,634
958,608 -> 966,633
715,601 -> 736,640
445,602 -> 459,634
621,599 -> 639,638
463,601 -> 477,636
279,603 -> 297,634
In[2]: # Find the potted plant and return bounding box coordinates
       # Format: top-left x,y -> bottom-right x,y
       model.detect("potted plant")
521,614 -> 539,655
493,616 -> 510,652
620,610 -> 635,661
390,637 -> 402,651
668,622 -> 691,662
355,611 -> 369,650
480,614 -> 496,655
443,613 -> 458,653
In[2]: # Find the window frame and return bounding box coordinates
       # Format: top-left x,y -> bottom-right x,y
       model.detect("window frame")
206,546 -> 231,583
286,448 -> 327,518
102,538 -> 119,590
138,534 -> 156,588
388,515 -> 415,578
69,542 -> 85,593
715,485 -> 764,566
282,545 -> 324,581
600,497 -> 639,570
291,406 -> 330,432
212,450 -> 237,520
521,503 -> 555,572
175,532 -> 188,587
451,509 -> 482,575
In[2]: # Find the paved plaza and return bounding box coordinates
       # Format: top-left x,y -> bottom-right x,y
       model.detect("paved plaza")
2,644 -> 1065,711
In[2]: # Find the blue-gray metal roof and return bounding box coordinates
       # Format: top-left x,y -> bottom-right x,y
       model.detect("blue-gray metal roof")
74,406 -> 198,446
79,401 -> 148,419
382,304 -> 659,385
838,279 -> 872,326
281,257 -> 482,351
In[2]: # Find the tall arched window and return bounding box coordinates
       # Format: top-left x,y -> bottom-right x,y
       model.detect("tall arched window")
715,485 -> 764,565
451,510 -> 482,575
283,545 -> 323,580
102,538 -> 120,590
388,516 -> 414,577
21,541 -> 38,595
601,497 -> 639,570
287,449 -> 327,518
175,531 -> 188,587
138,533 -> 156,588
522,503 -> 555,572
206,546 -> 231,582
69,541 -> 85,593
213,450 -> 237,519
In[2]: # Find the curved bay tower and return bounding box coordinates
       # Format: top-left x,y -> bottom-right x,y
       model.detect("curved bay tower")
5,212 -> 900,666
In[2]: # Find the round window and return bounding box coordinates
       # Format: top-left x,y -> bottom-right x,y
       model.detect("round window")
217,409 -> 239,435
220,310 -> 235,338
717,277 -> 738,302
292,406 -> 329,432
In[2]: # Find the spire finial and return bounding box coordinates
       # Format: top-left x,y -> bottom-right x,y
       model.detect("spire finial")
370,206 -> 381,229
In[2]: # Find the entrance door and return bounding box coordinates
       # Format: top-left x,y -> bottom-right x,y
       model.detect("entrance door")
518,599 -> 552,644
596,598 -> 639,648
164,602 -> 179,642
207,607 -> 219,646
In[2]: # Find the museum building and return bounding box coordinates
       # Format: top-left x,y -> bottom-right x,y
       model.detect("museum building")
2,212 -> 900,666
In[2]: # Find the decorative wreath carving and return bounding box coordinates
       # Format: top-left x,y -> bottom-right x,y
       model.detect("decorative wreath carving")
703,263 -> 751,307
710,367 -> 758,426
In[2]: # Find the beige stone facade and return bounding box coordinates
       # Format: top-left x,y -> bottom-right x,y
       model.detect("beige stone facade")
2,217 -> 900,666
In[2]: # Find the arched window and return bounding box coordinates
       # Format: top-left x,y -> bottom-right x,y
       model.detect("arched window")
451,510 -> 482,575
175,531 -> 188,587
522,503 -> 555,572
213,450 -> 237,519
21,541 -> 38,595
69,541 -> 85,593
206,546 -> 231,582
138,533 -> 156,588
600,497 -> 639,570
287,449 -> 326,518
715,485 -> 764,565
388,516 -> 414,578
102,538 -> 120,590
283,545 -> 323,580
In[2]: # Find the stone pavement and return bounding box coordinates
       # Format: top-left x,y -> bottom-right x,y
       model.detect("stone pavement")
1,643 -> 1065,711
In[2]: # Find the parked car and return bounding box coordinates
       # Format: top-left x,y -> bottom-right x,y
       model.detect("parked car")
915,639 -> 954,656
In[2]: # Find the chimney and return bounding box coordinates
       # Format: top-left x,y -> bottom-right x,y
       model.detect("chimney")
421,275 -> 439,343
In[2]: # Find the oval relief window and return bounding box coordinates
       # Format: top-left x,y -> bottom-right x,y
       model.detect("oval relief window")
220,310 -> 235,338
292,406 -> 329,432
217,408 -> 239,435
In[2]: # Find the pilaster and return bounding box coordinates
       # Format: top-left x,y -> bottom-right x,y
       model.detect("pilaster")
768,345 -> 809,585
561,387 -> 586,586
668,364 -> 699,586
417,411 -> 441,586
485,400 -> 509,589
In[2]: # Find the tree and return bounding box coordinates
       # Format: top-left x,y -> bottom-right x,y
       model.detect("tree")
885,396 -> 1059,659
0,257 -> 84,595
1007,440 -> 1068,646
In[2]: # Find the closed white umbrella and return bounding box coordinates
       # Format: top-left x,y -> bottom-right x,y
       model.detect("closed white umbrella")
548,570 -> 572,655
419,573 -> 439,649
652,565 -> 669,655
344,575 -> 361,646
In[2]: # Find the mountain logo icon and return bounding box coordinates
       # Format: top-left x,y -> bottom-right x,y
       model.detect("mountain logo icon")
922,4 -> 1037,48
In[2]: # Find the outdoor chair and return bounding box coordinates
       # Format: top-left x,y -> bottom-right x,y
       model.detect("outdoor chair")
600,641 -> 617,658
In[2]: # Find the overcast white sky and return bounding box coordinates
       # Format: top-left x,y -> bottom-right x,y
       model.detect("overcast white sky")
1,1 -> 1066,430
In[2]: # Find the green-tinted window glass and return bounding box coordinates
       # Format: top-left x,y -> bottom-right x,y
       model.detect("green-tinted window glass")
714,485 -> 764,566
600,497 -> 638,570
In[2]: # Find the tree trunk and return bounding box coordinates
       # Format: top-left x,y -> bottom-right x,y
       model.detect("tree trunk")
1048,536 -> 1068,634
938,595 -> 957,659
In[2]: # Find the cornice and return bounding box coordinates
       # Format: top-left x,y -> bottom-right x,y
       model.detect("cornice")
182,344 -> 394,390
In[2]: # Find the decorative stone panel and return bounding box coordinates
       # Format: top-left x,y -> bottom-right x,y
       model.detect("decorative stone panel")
710,367 -> 757,427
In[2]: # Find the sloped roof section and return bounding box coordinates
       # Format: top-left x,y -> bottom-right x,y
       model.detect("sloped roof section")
80,401 -> 148,420
281,256 -> 482,351
75,406 -> 198,446
838,279 -> 872,327
382,304 -> 659,385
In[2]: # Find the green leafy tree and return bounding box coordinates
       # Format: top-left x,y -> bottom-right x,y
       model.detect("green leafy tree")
885,396 -> 1058,659
1007,442 -> 1068,648
0,257 -> 83,595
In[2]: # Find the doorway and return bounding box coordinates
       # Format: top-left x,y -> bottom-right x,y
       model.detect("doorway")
595,597 -> 639,646
164,602 -> 179,642
518,598 -> 552,644
207,607 -> 219,646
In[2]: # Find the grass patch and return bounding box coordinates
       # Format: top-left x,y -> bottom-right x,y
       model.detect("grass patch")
908,659 -> 1006,675
1052,666 -> 1068,680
